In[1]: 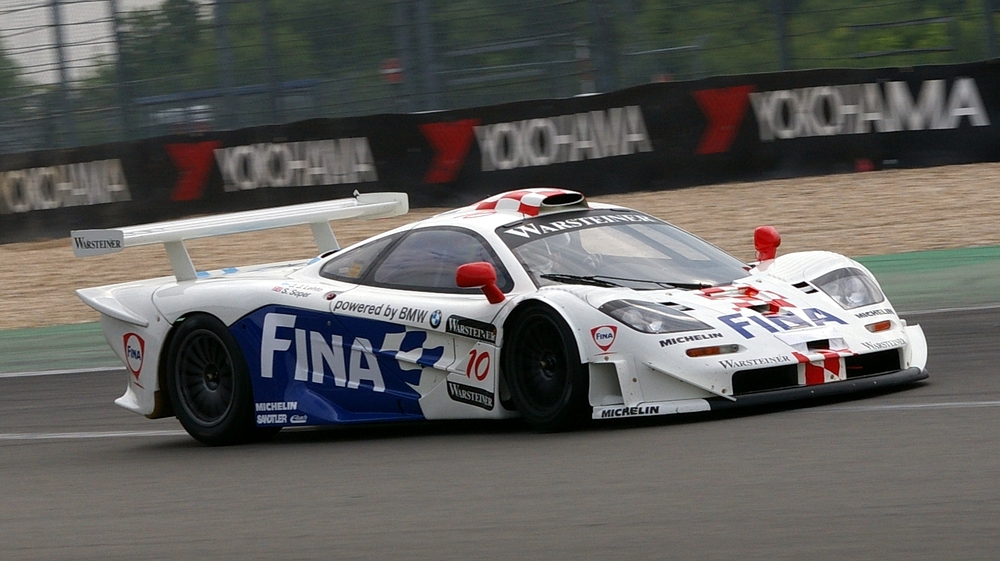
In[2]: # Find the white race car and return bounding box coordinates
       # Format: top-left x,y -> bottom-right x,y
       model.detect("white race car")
73,189 -> 928,445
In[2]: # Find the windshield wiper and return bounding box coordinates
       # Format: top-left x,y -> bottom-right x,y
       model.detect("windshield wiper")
539,273 -> 713,290
651,280 -> 715,290
539,273 -> 620,288
602,275 -> 713,290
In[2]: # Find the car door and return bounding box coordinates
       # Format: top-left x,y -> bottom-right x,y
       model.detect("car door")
238,234 -> 418,425
328,226 -> 515,420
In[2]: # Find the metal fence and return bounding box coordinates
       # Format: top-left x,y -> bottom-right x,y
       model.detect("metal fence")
1,0 -> 998,154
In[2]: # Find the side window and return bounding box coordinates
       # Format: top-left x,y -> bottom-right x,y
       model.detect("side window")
370,228 -> 512,293
319,235 -> 397,282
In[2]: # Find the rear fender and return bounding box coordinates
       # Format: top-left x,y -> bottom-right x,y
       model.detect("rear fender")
99,312 -> 172,418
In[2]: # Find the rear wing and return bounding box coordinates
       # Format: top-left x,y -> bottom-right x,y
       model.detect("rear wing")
71,192 -> 408,282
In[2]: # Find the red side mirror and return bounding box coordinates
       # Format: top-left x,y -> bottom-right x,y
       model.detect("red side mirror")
754,226 -> 781,261
456,262 -> 505,304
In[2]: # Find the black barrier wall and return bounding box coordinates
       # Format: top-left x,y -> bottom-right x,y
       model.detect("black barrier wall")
2,60 -> 998,243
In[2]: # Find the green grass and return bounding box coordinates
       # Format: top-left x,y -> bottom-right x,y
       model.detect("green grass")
857,246 -> 1000,312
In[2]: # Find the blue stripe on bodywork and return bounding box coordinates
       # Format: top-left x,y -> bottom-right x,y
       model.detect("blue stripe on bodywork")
231,306 -> 444,426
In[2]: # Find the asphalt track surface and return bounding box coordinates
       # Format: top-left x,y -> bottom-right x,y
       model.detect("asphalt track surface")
2,307 -> 998,560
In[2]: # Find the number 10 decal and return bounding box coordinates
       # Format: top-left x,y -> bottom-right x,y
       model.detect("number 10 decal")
466,349 -> 491,381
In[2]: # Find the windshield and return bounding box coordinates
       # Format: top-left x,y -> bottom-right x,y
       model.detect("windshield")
498,210 -> 748,289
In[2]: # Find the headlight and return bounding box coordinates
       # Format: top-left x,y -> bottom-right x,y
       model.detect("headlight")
599,299 -> 712,334
811,267 -> 885,310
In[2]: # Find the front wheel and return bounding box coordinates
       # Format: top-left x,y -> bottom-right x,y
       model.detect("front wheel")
502,305 -> 590,432
166,314 -> 275,445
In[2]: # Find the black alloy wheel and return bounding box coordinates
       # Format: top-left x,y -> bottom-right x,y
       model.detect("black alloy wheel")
503,305 -> 589,431
166,314 -> 273,445
175,328 -> 235,426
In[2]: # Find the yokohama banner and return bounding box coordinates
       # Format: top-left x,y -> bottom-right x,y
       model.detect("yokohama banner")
2,60 -> 999,242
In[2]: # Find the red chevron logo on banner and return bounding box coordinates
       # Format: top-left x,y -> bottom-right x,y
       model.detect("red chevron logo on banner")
419,119 -> 480,184
692,85 -> 754,155
167,141 -> 221,201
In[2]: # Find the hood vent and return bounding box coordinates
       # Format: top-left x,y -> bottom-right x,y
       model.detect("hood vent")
660,301 -> 694,312
806,339 -> 830,351
793,281 -> 818,294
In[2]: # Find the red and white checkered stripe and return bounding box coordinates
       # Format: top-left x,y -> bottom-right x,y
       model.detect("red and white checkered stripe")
474,188 -> 575,216
698,285 -> 796,313
792,350 -> 852,385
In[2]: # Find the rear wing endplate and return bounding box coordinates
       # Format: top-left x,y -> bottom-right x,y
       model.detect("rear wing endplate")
71,192 -> 408,282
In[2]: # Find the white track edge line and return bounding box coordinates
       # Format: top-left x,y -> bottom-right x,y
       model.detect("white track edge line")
901,302 -> 1000,316
0,366 -> 126,378
810,400 -> 1000,412
0,429 -> 188,441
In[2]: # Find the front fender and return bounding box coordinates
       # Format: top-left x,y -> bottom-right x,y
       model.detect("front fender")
500,288 -> 616,365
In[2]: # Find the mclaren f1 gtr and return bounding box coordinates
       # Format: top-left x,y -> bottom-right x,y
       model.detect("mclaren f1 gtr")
73,188 -> 928,444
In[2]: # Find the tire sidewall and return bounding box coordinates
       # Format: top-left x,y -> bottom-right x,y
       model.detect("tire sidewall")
503,305 -> 589,431
166,314 -> 256,446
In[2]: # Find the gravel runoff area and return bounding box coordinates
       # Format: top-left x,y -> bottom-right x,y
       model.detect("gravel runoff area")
2,163 -> 999,331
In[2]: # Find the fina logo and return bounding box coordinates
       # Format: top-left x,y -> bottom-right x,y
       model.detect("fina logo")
591,325 -> 617,352
123,333 -> 145,378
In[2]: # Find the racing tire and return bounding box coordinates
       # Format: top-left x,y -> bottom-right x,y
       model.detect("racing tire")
166,314 -> 278,446
503,305 -> 590,432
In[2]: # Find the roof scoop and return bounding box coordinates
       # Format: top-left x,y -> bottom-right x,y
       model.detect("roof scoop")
540,191 -> 586,209
474,188 -> 588,217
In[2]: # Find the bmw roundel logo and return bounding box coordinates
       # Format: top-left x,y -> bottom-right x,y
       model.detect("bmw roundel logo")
430,310 -> 442,328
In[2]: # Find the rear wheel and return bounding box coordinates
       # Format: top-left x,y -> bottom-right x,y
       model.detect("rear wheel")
166,314 -> 277,445
503,305 -> 590,431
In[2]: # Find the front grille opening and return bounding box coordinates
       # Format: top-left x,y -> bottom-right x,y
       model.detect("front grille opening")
733,364 -> 798,395
806,339 -> 830,350
845,349 -> 902,379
